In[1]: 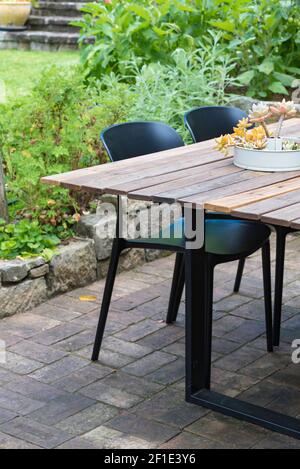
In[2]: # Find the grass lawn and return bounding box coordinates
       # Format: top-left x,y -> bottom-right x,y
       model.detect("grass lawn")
0,49 -> 79,101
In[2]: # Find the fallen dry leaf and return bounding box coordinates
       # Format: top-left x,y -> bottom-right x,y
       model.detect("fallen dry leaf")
79,295 -> 97,302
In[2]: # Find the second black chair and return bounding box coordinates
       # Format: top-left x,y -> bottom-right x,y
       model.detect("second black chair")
166,106 -> 249,323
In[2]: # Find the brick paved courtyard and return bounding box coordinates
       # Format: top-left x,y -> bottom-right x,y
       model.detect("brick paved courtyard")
1,234 -> 300,449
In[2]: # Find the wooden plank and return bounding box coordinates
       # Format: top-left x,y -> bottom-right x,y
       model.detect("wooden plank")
231,189 -> 300,220
41,139 -> 217,188
204,176 -> 300,213
105,157 -> 233,194
42,147 -> 227,193
291,218 -> 300,230
139,168 -> 260,203
128,160 -> 244,201
260,202 -> 300,226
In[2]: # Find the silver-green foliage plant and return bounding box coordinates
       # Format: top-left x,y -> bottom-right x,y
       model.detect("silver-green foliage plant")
127,38 -> 239,139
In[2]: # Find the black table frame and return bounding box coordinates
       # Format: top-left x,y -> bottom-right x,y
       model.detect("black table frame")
185,208 -> 300,440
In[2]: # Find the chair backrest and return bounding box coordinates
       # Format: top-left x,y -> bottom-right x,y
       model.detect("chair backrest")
184,106 -> 247,143
101,121 -> 185,162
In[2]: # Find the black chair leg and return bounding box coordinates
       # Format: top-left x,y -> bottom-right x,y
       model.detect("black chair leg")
92,238 -> 122,361
166,253 -> 185,324
273,228 -> 287,347
262,240 -> 273,353
233,258 -> 246,293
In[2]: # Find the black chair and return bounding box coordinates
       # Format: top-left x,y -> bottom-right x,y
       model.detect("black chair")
92,121 -> 273,362
183,106 -> 293,347
166,106 -> 248,323
184,106 -> 248,143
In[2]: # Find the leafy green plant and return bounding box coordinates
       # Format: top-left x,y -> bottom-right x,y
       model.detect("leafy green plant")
75,0 -> 205,78
0,66 -> 132,241
126,38 -> 238,138
210,0 -> 300,98
0,218 -> 60,260
77,0 -> 300,99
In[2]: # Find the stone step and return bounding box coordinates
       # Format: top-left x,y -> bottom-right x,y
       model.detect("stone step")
31,2 -> 85,18
28,16 -> 80,33
0,30 -> 80,51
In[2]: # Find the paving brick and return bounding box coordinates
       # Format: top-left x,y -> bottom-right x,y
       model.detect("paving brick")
268,364 -> 300,389
0,417 -> 71,449
32,323 -> 85,346
77,346 -> 135,368
213,315 -> 246,338
115,319 -> 166,342
137,325 -> 184,350
0,314 -> 60,339
96,371 -> 163,398
102,336 -> 152,359
47,296 -> 97,314
112,289 -> 160,311
0,431 -> 40,449
215,295 -> 252,313
28,393 -> 95,426
253,432 -> 300,449
123,351 -> 177,377
223,319 -> 266,344
211,367 -> 259,397
0,368 -> 18,386
186,412 -> 267,448
0,388 -> 45,415
57,426 -> 154,449
0,408 -> 17,425
240,353 -> 288,380
54,330 -> 95,352
132,388 -> 207,428
0,352 -> 44,375
9,340 -> 67,364
30,356 -> 89,384
55,363 -> 113,393
214,344 -> 266,372
80,380 -> 143,409
160,431 -> 229,449
147,357 -> 185,385
107,413 -> 179,445
3,376 -> 66,403
55,403 -> 119,436
31,303 -> 82,322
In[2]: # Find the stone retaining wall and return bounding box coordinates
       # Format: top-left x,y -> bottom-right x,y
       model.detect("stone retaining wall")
0,201 -> 170,319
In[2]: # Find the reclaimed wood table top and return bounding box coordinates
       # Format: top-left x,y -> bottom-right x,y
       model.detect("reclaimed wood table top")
42,118 -> 300,229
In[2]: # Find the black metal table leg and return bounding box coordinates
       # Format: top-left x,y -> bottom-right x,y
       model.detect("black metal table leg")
185,209 -> 300,441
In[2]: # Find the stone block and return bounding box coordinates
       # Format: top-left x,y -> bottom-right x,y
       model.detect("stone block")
47,239 -> 97,295
0,278 -> 48,318
29,264 -> 49,279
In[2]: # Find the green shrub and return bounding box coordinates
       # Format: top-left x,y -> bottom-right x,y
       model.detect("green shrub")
75,0 -> 204,78
127,39 -> 238,139
0,66 -> 132,237
214,0 -> 300,98
0,218 -> 60,260
77,0 -> 300,99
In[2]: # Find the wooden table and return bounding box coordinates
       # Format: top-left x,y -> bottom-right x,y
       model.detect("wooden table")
43,117 -> 300,439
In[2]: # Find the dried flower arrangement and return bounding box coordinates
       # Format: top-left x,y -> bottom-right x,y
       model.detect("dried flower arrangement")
216,100 -> 299,155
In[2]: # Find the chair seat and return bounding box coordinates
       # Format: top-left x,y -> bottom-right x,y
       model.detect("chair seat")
132,217 -> 270,257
